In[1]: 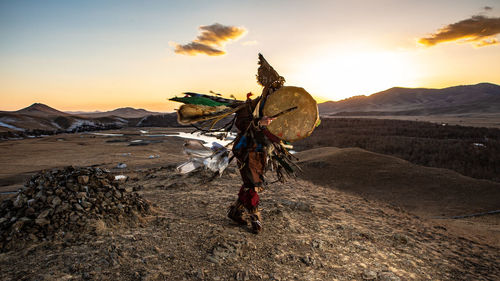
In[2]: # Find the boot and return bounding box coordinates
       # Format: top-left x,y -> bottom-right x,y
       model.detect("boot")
249,208 -> 262,234
227,200 -> 247,225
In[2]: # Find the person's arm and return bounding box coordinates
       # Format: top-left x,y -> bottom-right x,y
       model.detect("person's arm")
258,116 -> 276,127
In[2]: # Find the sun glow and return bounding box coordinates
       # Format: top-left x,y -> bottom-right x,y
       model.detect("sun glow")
294,51 -> 421,101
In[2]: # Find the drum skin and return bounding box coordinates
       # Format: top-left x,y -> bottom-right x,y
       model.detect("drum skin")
262,86 -> 319,142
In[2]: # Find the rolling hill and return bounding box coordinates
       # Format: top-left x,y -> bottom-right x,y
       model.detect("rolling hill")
319,83 -> 500,116
0,103 -> 128,134
16,103 -> 71,117
73,107 -> 163,118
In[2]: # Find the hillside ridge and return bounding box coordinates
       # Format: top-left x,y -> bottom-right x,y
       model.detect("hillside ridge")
319,82 -> 500,115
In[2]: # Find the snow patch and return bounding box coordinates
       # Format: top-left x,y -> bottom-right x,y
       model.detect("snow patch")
67,119 -> 96,131
0,121 -> 25,131
51,121 -> 62,129
136,116 -> 147,126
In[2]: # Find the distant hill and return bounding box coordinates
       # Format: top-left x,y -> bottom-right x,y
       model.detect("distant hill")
0,104 -> 181,136
75,107 -> 163,118
16,103 -> 70,117
0,103 -> 127,135
132,112 -> 184,127
319,83 -> 500,116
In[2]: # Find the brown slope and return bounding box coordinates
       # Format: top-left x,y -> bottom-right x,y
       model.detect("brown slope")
1,103 -> 130,132
295,147 -> 500,218
1,165 -> 499,280
16,103 -> 70,117
0,112 -> 65,131
319,82 -> 500,115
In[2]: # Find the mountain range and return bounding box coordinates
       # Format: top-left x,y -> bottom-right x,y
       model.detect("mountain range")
0,104 -> 137,135
69,107 -> 163,118
319,82 -> 500,116
1,82 -> 500,135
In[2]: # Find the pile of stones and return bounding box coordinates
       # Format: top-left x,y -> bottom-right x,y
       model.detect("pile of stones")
0,166 -> 151,252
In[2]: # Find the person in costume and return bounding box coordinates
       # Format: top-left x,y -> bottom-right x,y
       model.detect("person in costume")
169,54 -> 318,234
227,87 -> 282,234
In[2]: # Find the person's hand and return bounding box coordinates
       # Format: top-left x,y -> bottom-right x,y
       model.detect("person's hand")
258,116 -> 276,126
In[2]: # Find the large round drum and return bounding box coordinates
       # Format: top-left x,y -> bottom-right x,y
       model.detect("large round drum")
263,86 -> 319,142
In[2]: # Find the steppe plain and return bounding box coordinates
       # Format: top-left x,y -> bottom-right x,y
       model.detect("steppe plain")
0,125 -> 499,280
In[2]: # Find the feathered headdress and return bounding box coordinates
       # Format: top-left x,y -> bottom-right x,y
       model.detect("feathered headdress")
257,53 -> 285,88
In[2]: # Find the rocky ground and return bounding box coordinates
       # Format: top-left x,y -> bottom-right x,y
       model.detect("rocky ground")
1,164 -> 498,281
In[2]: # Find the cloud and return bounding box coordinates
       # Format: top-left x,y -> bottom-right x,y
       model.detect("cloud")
196,23 -> 247,46
418,15 -> 500,47
475,37 -> 499,47
172,42 -> 225,56
173,23 -> 247,56
484,6 -> 493,11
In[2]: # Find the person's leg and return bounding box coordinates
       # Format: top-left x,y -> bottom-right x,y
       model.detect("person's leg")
227,198 -> 246,225
238,186 -> 262,234
229,151 -> 265,233
248,205 -> 262,234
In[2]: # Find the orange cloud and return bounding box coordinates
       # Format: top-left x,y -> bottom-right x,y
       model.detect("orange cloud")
475,37 -> 499,47
418,15 -> 500,47
173,42 -> 225,56
173,23 -> 247,56
196,23 -> 246,46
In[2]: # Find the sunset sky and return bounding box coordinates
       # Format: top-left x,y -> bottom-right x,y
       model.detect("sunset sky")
1,0 -> 500,112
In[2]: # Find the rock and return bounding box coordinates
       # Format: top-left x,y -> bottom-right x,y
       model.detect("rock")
362,269 -> 377,280
78,176 -> 90,185
300,256 -> 315,266
116,163 -> 127,169
311,239 -> 324,249
235,270 -> 250,281
0,166 -> 151,252
76,192 -> 87,199
28,233 -> 38,242
74,203 -> 84,212
12,220 -> 25,232
52,196 -> 62,207
27,199 -> 35,207
378,271 -> 401,281
392,233 -> 409,245
13,194 -> 27,208
37,209 -> 51,219
207,255 -> 220,264
81,201 -> 92,209
35,218 -> 50,226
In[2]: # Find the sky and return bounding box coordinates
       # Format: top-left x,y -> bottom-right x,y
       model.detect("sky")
1,0 -> 500,112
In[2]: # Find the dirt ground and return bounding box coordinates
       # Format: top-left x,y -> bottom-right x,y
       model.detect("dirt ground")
0,128 -> 189,192
295,147 -> 500,248
0,128 -> 499,280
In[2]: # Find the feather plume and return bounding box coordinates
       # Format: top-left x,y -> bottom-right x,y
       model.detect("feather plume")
177,104 -> 231,125
257,53 -> 285,87
170,92 -> 243,108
